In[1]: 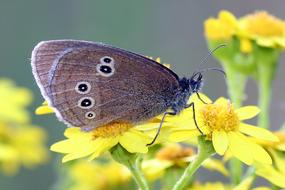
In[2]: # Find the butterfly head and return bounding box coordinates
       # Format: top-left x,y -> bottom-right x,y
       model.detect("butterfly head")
189,71 -> 204,93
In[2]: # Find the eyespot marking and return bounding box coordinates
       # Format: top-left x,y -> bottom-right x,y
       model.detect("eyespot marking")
75,81 -> 91,94
78,97 -> 95,109
85,111 -> 96,119
96,64 -> 115,77
100,56 -> 114,64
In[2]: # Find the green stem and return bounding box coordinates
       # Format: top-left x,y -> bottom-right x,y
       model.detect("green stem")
254,46 -> 279,129
257,63 -> 272,129
223,63 -> 247,185
172,136 -> 215,190
127,157 -> 149,190
110,145 -> 149,190
223,63 -> 247,107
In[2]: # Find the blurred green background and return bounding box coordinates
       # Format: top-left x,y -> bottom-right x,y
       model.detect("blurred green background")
0,0 -> 285,189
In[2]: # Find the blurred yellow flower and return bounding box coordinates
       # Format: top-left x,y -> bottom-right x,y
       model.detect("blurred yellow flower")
68,160 -> 131,190
205,10 -> 285,53
204,10 -> 238,40
0,79 -> 32,123
170,94 -> 278,165
254,131 -> 285,188
187,182 -> 227,190
51,121 -> 156,162
239,11 -> 285,48
142,143 -> 228,180
0,79 -> 48,175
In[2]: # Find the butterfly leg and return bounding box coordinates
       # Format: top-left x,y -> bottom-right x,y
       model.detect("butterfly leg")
185,102 -> 204,135
196,92 -> 209,104
147,111 -> 176,146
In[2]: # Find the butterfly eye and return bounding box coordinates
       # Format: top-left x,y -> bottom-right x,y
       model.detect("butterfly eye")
78,97 -> 95,109
75,82 -> 91,94
85,111 -> 96,119
100,56 -> 114,64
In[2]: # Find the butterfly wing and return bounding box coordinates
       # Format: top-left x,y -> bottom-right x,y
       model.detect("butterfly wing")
31,40 -> 180,130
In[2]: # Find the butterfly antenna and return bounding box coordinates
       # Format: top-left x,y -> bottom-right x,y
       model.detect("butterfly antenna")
199,44 -> 227,66
198,67 -> 226,78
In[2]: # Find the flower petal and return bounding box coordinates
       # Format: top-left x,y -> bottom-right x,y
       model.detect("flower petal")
63,127 -> 91,139
214,97 -> 229,106
239,123 -> 279,142
202,158 -> 229,176
230,132 -> 272,165
169,129 -> 201,142
212,131 -> 229,155
88,137 -> 119,160
236,106 -> 260,120
228,132 -> 254,165
256,165 -> 285,188
119,129 -> 150,153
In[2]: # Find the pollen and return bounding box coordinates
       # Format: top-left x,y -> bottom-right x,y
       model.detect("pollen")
156,144 -> 194,161
92,122 -> 133,138
200,101 -> 240,133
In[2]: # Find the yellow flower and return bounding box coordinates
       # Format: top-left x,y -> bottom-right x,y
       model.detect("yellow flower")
238,11 -> 285,48
170,94 -> 279,165
0,79 -> 48,175
0,124 -> 48,175
253,131 -> 285,188
142,143 -> 228,180
68,160 -> 131,190
51,121 -> 155,162
204,10 -> 238,40
0,79 -> 32,123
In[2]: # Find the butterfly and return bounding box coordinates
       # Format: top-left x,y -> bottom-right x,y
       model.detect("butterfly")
31,40 -> 213,145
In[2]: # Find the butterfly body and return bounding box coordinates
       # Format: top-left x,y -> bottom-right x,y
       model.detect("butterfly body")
31,40 -> 203,131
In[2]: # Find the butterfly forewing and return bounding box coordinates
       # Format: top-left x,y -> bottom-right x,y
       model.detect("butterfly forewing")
31,40 -> 180,130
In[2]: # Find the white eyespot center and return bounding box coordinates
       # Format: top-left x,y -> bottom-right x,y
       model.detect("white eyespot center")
78,97 -> 95,109
85,111 -> 96,119
75,82 -> 91,94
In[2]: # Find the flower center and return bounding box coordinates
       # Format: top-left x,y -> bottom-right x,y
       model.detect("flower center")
200,102 -> 240,133
92,122 -> 133,138
156,144 -> 194,161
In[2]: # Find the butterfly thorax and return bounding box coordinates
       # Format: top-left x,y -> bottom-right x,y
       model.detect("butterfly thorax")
170,76 -> 203,114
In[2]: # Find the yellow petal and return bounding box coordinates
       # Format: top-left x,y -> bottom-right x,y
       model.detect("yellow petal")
202,158 -> 229,176
237,132 -> 272,165
64,127 -> 91,139
228,132 -> 253,165
236,106 -> 260,120
233,176 -> 254,190
35,105 -> 54,115
214,97 -> 229,106
239,123 -> 279,142
119,129 -> 150,153
169,129 -> 201,142
271,150 -> 285,173
256,165 -> 285,188
142,159 -> 172,180
250,142 -> 272,164
212,131 -> 229,155
50,139 -> 77,153
88,137 -> 119,160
